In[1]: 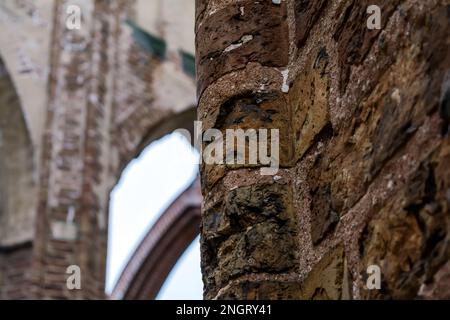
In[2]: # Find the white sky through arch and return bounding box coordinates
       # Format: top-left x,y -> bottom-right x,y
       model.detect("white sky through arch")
106,133 -> 202,299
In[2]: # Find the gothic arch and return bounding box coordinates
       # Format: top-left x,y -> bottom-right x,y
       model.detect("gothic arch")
114,105 -> 198,176
110,178 -> 201,300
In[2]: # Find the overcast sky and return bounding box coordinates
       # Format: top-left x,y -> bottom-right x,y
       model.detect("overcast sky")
105,133 -> 203,299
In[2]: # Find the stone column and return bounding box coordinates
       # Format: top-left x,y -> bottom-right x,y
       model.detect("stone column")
195,0 -> 302,299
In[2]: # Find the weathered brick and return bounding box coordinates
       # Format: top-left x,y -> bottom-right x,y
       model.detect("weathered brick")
200,90 -> 294,191
289,47 -> 330,162
360,141 -> 450,299
201,182 -> 298,298
294,0 -> 328,48
216,246 -> 348,300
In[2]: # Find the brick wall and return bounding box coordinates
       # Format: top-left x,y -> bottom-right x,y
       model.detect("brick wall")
196,0 -> 450,299
0,0 -> 196,299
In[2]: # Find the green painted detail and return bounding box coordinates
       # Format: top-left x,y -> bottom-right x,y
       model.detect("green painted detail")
179,50 -> 196,78
126,20 -> 167,60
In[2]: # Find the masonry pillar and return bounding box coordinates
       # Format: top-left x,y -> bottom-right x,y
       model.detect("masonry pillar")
31,0 -> 120,299
196,0 -> 450,300
196,0 -> 302,299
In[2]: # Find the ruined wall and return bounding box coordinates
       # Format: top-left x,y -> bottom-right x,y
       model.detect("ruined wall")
0,0 -> 52,299
196,0 -> 450,299
0,0 -> 196,299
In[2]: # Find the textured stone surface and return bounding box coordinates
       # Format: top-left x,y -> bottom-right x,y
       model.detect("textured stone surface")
294,0 -> 328,48
289,46 -> 331,164
0,59 -> 37,246
200,90 -> 292,191
216,279 -> 305,300
0,244 -> 33,299
301,246 -> 348,300
360,140 -> 450,299
197,0 -> 450,301
1,0 -> 450,301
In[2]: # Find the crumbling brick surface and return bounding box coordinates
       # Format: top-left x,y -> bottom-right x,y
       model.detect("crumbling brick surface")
196,0 -> 289,97
197,0 -> 450,300
1,0 -> 450,301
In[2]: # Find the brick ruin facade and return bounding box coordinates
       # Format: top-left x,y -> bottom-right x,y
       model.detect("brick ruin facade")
0,0 -> 197,299
0,0 -> 450,300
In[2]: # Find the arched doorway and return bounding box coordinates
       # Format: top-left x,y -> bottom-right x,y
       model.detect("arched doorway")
0,56 -> 37,299
110,176 -> 201,300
